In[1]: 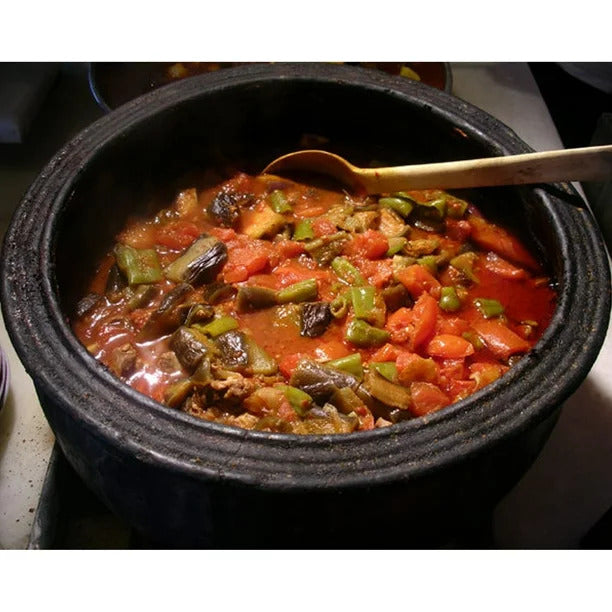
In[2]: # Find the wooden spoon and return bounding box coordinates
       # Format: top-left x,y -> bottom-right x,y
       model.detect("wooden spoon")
263,145 -> 612,193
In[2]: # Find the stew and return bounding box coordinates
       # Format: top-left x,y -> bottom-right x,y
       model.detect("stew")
72,172 -> 557,434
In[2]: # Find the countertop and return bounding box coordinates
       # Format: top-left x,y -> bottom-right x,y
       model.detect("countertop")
1,62 -> 610,549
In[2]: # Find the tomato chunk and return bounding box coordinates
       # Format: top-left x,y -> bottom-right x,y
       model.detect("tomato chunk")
468,214 -> 538,270
384,292 -> 439,350
425,334 -> 475,359
410,382 -> 450,416
482,252 -> 528,280
396,352 -> 438,384
411,292 -> 439,349
344,230 -> 389,259
155,220 -> 201,250
471,320 -> 530,360
396,264 -> 442,299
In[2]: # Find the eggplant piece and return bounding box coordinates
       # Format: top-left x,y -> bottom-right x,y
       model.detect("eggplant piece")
105,263 -> 127,297
126,284 -> 159,311
236,285 -> 278,312
381,283 -> 413,312
303,232 -> 348,266
243,206 -> 287,239
339,211 -> 379,233
164,379 -> 195,408
330,387 -> 365,415
215,330 -> 249,370
203,281 -> 236,304
184,303 -> 215,326
137,283 -> 193,341
362,370 -> 412,411
76,293 -> 102,318
300,302 -> 332,337
294,404 -> 359,434
289,359 -> 360,402
191,357 -> 213,385
184,241 -> 228,285
170,325 -> 216,373
207,190 -> 252,227
164,235 -> 228,285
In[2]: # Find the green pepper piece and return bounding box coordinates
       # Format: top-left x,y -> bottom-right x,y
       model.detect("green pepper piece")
293,219 -> 315,241
277,384 -> 313,417
246,337 -> 278,375
268,190 -> 292,213
326,353 -> 364,381
276,279 -> 318,304
418,196 -> 447,219
345,319 -> 390,348
370,361 -> 398,383
350,286 -> 376,320
331,256 -> 365,286
450,252 -> 479,284
462,330 -> 485,350
439,286 -> 462,312
446,197 -> 468,219
330,292 -> 350,319
379,196 -> 414,218
114,244 -> 162,285
386,236 -> 407,256
473,298 -> 505,319
417,255 -> 438,275
194,315 -> 239,337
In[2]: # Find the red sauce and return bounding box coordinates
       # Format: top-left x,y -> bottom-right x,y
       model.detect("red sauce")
72,173 -> 556,434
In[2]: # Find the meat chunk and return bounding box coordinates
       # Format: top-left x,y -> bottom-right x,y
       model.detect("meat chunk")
111,343 -> 139,377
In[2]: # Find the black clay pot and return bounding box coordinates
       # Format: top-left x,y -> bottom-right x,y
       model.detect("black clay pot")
2,64 -> 610,548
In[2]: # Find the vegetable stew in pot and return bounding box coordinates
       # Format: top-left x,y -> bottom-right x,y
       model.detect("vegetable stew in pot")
72,172 -> 557,434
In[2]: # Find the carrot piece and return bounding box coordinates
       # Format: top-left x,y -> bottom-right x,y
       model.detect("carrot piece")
425,334 -> 475,359
396,264 -> 442,299
468,214 -> 538,270
410,382 -> 450,416
471,320 -> 530,360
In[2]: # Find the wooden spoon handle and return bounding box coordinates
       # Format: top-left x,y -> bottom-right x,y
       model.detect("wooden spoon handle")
360,144 -> 612,192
